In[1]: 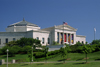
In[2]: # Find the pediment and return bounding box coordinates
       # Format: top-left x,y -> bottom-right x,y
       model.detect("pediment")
55,25 -> 77,31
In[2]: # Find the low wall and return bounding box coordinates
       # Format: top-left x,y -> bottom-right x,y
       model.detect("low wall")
47,45 -> 66,51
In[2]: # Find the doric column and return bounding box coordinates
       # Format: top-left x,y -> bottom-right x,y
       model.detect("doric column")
59,32 -> 61,44
58,32 -> 60,44
72,34 -> 74,44
63,33 -> 64,44
66,33 -> 68,42
70,34 -> 72,44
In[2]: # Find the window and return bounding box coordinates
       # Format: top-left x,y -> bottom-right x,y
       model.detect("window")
36,37 -> 39,40
0,39 -> 1,44
48,38 -> 50,44
78,41 -> 80,43
42,38 -> 44,44
5,38 -> 8,43
13,38 -> 16,41
82,41 -> 84,44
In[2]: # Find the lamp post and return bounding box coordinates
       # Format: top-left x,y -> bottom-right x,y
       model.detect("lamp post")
7,49 -> 9,67
32,47 -> 33,62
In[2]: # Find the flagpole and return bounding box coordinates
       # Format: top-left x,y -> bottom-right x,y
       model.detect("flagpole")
63,22 -> 64,45
94,29 -> 95,40
94,28 -> 96,40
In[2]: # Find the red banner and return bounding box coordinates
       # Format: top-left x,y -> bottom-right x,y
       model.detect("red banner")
64,34 -> 66,42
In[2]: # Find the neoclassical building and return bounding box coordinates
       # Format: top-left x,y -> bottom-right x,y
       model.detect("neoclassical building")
0,18 -> 86,48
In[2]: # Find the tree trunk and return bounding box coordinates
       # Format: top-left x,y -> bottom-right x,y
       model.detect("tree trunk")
86,53 -> 87,63
64,57 -> 65,63
67,53 -> 68,59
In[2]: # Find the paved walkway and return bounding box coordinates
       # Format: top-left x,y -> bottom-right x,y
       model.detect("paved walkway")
4,60 -> 100,64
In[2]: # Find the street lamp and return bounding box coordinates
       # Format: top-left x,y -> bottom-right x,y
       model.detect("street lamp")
7,49 -> 9,67
32,47 -> 33,62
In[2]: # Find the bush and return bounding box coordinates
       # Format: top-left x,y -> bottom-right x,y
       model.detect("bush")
76,46 -> 83,53
33,49 -> 60,60
52,41 -> 60,45
1,46 -> 9,54
12,45 -> 20,54
34,52 -> 45,58
0,49 -> 3,55
23,46 -> 32,53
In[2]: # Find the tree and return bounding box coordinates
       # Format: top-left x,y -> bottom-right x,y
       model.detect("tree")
65,44 -> 71,60
23,45 -> 32,53
28,48 -> 32,64
6,37 -> 41,48
7,46 -> 20,57
82,44 -> 93,63
6,41 -> 17,46
44,47 -> 49,63
60,46 -> 67,63
91,39 -> 100,44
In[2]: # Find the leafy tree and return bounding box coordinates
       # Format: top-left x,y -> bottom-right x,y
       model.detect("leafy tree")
28,48 -> 32,64
1,46 -> 9,54
23,46 -> 32,53
44,47 -> 49,63
91,44 -> 100,52
76,46 -> 83,53
0,49 -> 3,55
70,42 -> 83,53
75,41 -> 82,46
6,37 -> 41,48
82,44 -> 94,63
60,46 -> 67,63
65,44 -> 71,59
7,46 -> 21,57
91,39 -> 100,44
6,41 -> 17,46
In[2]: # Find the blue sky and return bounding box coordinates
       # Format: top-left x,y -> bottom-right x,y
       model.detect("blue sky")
0,0 -> 100,43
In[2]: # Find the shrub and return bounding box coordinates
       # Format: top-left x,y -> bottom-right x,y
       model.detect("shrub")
76,46 -> 83,53
23,46 -> 32,53
52,41 -> 60,45
0,49 -> 3,55
1,46 -> 9,54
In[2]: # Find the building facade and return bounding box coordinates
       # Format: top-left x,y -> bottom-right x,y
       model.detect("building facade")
0,19 -> 86,48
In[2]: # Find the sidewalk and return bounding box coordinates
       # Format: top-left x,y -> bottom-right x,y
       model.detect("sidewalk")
4,60 -> 100,64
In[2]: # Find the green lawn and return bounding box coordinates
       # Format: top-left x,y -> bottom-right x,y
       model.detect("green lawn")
0,54 -> 29,62
0,51 -> 100,67
0,62 -> 100,67
0,51 -> 100,62
47,51 -> 100,61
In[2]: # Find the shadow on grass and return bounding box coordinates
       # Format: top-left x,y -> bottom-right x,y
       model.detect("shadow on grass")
3,55 -> 15,58
37,63 -> 44,65
58,59 -> 65,62
76,58 -> 83,61
95,58 -> 100,61
54,63 -> 63,65
21,64 -> 29,66
73,62 -> 87,65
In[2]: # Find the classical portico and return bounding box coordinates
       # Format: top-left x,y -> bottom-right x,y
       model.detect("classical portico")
51,24 -> 86,45
57,32 -> 74,44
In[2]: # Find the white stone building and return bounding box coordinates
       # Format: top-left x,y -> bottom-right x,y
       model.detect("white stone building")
0,18 -> 86,48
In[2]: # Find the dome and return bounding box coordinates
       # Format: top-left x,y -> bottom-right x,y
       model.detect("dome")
7,18 -> 38,27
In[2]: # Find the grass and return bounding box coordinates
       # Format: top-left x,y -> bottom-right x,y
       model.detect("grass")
0,54 -> 29,62
0,62 -> 100,67
47,51 -> 100,61
0,51 -> 100,67
0,51 -> 100,62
